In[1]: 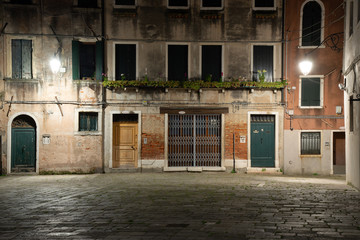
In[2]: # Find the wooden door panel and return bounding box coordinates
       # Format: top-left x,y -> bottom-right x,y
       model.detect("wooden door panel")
113,123 -> 138,168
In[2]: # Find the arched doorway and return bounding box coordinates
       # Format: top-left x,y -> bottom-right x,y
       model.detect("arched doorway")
11,115 -> 36,172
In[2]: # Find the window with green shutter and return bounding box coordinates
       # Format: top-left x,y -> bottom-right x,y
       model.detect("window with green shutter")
12,39 -> 32,79
79,112 -> 98,131
301,77 -> 321,107
72,41 -> 103,80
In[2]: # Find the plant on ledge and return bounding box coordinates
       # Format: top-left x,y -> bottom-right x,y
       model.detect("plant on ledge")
103,78 -> 287,91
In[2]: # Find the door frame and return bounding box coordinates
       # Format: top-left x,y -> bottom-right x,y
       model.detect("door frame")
7,112 -> 39,174
109,111 -> 142,169
331,130 -> 345,175
247,112 -> 279,169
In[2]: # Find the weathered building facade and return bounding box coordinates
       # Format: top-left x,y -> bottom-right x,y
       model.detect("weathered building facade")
1,0 -> 286,174
343,0 -> 360,190
283,0 -> 345,175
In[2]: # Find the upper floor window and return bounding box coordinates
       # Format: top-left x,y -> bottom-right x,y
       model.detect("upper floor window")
115,0 -> 136,8
301,1 -> 323,47
12,39 -> 32,79
201,45 -> 222,82
253,0 -> 276,11
11,0 -> 32,4
300,76 -> 323,108
358,0 -> 360,23
168,45 -> 188,81
252,45 -> 273,82
78,0 -> 97,8
115,44 -> 136,80
168,0 -> 189,9
72,41 -> 103,80
201,0 -> 223,10
349,1 -> 354,37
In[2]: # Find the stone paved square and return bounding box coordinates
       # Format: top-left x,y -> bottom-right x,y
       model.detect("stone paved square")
0,173 -> 359,239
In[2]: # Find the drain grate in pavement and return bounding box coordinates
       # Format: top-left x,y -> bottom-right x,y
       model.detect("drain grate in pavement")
166,224 -> 189,228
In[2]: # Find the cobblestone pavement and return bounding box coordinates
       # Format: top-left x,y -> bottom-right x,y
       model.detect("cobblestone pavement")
0,173 -> 359,240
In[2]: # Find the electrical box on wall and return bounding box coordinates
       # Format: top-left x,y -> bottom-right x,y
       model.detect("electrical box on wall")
42,134 -> 51,145
336,106 -> 342,114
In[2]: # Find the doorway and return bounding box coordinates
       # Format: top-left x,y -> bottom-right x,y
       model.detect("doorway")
11,115 -> 36,172
112,114 -> 138,168
333,132 -> 345,174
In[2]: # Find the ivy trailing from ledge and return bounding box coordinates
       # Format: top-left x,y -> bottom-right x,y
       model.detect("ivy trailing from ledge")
103,79 -> 288,91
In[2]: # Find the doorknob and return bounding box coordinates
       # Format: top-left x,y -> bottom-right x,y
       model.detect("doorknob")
131,146 -> 136,150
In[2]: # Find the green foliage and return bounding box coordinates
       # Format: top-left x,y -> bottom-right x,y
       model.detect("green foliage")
103,78 -> 288,91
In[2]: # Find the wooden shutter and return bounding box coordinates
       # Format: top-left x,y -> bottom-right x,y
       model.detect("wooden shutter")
95,41 -> 103,81
21,40 -> 32,79
202,45 -> 221,81
301,78 -> 320,106
253,46 -> 273,82
11,39 -> 32,79
72,41 -> 80,80
168,45 -> 188,81
12,40 -> 22,79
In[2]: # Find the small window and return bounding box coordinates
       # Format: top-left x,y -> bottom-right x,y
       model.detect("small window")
12,39 -> 32,79
78,0 -> 97,8
168,0 -> 189,9
349,1 -> 354,37
301,1 -> 322,46
301,132 -> 321,155
168,45 -> 188,81
252,45 -> 273,82
115,44 -> 136,80
202,45 -> 222,82
358,0 -> 360,23
201,0 -> 223,9
72,41 -> 103,80
79,112 -> 98,131
253,0 -> 275,11
115,0 -> 136,8
11,0 -> 32,4
300,77 -> 321,107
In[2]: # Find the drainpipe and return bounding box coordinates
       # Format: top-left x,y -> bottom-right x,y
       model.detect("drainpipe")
101,0 -> 106,173
281,0 -> 285,104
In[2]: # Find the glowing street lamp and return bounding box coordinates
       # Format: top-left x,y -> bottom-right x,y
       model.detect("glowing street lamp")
299,60 -> 313,76
50,56 -> 61,74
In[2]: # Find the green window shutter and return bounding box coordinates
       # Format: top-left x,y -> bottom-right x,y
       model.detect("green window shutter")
301,78 -> 320,106
79,113 -> 87,131
72,40 -> 80,80
12,40 -> 22,79
89,113 -> 98,131
95,41 -> 103,81
21,40 -> 32,79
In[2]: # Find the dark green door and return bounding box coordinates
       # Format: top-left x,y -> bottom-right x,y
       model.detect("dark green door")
11,128 -> 36,171
251,115 -> 275,167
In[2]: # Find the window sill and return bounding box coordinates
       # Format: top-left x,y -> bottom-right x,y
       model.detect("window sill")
252,7 -> 277,11
4,78 -> 38,83
74,131 -> 102,136
299,106 -> 323,109
298,45 -> 325,49
300,154 -> 322,158
72,7 -> 101,13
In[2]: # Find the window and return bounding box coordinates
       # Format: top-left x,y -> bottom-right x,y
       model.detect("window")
349,1 -> 354,37
358,0 -> 360,23
168,45 -> 188,81
252,45 -> 273,82
78,0 -> 97,8
168,0 -> 188,8
253,0 -> 275,11
11,0 -> 32,4
79,112 -> 98,131
300,77 -> 322,107
301,1 -> 322,46
202,45 -> 222,82
201,0 -> 223,9
301,132 -> 321,155
115,0 -> 136,8
12,39 -> 32,79
72,41 -> 103,80
115,44 -> 136,80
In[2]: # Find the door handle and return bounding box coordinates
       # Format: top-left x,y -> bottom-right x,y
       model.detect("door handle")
261,138 -> 263,144
22,145 -> 26,153
131,146 -> 136,150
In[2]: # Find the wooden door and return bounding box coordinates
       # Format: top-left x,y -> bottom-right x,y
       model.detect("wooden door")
11,128 -> 36,171
113,123 -> 138,168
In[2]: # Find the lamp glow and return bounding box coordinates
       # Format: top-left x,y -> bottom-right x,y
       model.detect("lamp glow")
50,57 -> 61,74
299,60 -> 313,76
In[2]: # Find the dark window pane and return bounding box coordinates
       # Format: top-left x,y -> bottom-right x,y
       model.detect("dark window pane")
202,45 -> 222,82
79,112 -> 98,131
202,0 -> 222,8
78,0 -> 97,8
255,0 -> 274,8
116,44 -> 136,80
115,0 -> 135,5
168,45 -> 188,81
253,46 -> 273,82
358,1 -> 360,23
12,39 -> 32,79
301,132 -> 321,155
350,1 -> 354,36
169,0 -> 188,7
11,0 -> 32,4
301,78 -> 320,106
79,43 -> 96,79
302,2 -> 321,46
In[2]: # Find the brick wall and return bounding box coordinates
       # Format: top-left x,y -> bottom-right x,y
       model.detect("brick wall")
141,114 -> 165,159
224,115 -> 248,160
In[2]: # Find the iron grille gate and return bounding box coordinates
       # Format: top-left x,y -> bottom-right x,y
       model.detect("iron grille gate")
168,114 -> 221,167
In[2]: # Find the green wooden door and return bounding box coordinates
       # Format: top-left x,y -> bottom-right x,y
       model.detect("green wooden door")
251,116 -> 275,167
11,128 -> 36,170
